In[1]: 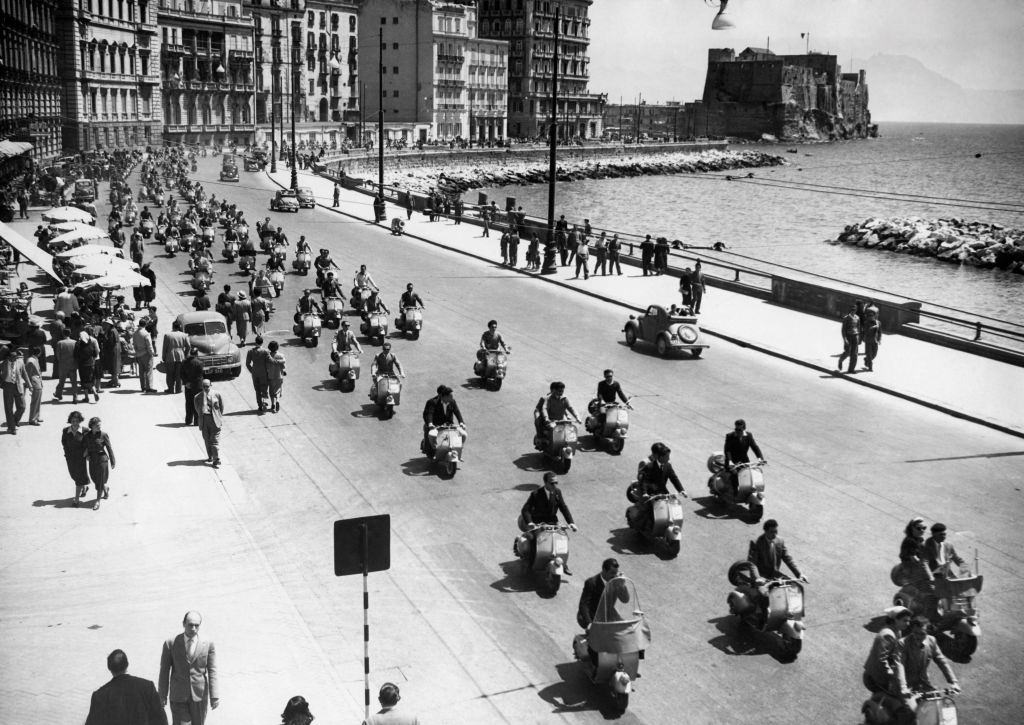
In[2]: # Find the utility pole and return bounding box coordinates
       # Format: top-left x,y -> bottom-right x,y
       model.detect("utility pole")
545,7 -> 560,245
377,27 -> 384,194
270,30 -> 277,173
289,18 -> 298,191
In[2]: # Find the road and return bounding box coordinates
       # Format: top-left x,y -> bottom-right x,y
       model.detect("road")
83,156 -> 1024,723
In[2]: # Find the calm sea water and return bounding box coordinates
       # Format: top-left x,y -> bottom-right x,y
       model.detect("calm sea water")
477,123 -> 1024,327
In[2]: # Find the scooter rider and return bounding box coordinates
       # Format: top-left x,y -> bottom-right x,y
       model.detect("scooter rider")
722,419 -> 765,506
295,235 -> 312,255
266,253 -> 286,273
900,616 -> 960,696
352,264 -> 379,299
636,442 -> 687,532
314,248 -> 339,286
748,519 -> 807,583
370,341 -> 405,399
862,606 -> 914,724
577,558 -> 621,629
333,319 -> 363,354
294,288 -> 323,324
421,385 -> 465,456
398,283 -> 424,328
140,206 -> 152,221
475,319 -> 510,374
363,288 -> 390,319
534,382 -> 581,441
520,472 -> 578,570
321,271 -> 344,299
591,368 -> 631,429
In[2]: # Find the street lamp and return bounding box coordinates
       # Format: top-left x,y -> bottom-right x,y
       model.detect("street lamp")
708,0 -> 736,30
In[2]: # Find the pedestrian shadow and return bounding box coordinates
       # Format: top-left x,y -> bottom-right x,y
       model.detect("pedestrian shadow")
106,389 -> 137,394
224,409 -> 260,416
32,497 -> 86,509
351,403 -> 381,419
399,456 -> 433,477
156,422 -> 191,428
512,451 -> 547,472
606,527 -> 644,556
535,662 -> 604,717
166,459 -> 212,467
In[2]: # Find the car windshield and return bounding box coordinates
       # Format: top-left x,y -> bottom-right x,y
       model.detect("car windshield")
299,188 -> 312,195
185,321 -> 227,337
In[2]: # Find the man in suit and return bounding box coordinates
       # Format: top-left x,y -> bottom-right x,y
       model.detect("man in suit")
159,611 -> 219,725
133,321 -> 157,393
577,558 -> 620,629
245,336 -> 271,413
421,384 -> 465,456
180,348 -> 205,426
86,648 -> 167,725
520,473 -> 578,572
53,328 -> 81,401
748,519 -> 807,582
924,522 -> 966,579
1,346 -> 32,434
161,319 -> 191,393
193,379 -> 224,468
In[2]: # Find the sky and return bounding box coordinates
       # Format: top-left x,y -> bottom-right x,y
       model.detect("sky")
588,0 -> 1024,102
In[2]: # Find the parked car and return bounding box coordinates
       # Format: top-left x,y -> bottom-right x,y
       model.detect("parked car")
623,304 -> 709,358
220,158 -> 239,182
244,156 -> 262,172
176,312 -> 242,378
270,189 -> 300,212
72,178 -> 97,203
296,187 -> 316,208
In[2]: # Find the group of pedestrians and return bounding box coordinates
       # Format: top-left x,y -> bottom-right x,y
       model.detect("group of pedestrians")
837,298 -> 882,373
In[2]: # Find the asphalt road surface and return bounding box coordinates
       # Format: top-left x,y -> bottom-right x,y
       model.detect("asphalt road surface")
136,156 -> 1023,723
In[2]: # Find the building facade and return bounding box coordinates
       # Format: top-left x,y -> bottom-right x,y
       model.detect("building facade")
359,0 -> 507,145
299,0 -> 360,147
54,0 -> 163,154
0,0 -> 62,162
159,0 -> 256,147
247,0 -> 304,152
601,101 -> 687,143
477,0 -> 602,140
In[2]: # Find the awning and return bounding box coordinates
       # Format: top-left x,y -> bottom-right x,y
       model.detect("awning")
0,221 -> 62,282
0,140 -> 34,158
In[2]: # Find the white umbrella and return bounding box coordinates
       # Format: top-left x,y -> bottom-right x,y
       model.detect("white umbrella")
51,221 -> 95,233
55,243 -> 123,259
49,228 -> 111,246
42,206 -> 95,223
73,271 -> 150,291
70,258 -> 139,276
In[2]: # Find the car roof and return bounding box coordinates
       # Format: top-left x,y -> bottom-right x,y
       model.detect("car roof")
277,189 -> 298,196
176,311 -> 227,326
298,187 -> 313,193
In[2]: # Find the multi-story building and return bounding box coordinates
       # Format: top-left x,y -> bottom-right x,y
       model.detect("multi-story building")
359,0 -> 507,145
246,0 -> 304,152
299,0 -> 360,147
0,1 -> 59,164
159,0 -> 257,147
601,101 -> 687,142
478,0 -> 603,140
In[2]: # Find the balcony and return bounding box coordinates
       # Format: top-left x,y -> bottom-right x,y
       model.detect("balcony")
230,49 -> 255,61
436,78 -> 466,88
157,2 -> 253,28
162,43 -> 187,56
437,54 -> 464,64
137,23 -> 158,35
166,124 -> 188,134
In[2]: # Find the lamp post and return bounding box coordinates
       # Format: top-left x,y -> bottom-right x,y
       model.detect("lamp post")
290,37 -> 298,191
542,7 -> 561,274
270,52 -> 277,173
377,27 -> 383,194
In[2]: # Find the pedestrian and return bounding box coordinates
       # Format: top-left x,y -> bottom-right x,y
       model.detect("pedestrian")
333,182 -> 340,207
508,228 -> 520,266
16,189 -> 28,219
836,303 -> 861,374
23,318 -> 47,373
265,340 -> 286,413
583,218 -> 593,238
654,237 -> 669,274
363,683 -> 419,725
54,286 -> 80,317
863,309 -> 881,372
527,234 -> 540,271
280,695 -> 315,725
608,234 -> 622,275
566,226 -> 579,266
454,198 -> 463,225
62,410 -> 91,506
99,320 -> 122,388
691,261 -> 706,313
48,312 -> 67,378
180,348 -> 205,426
233,291 -> 251,346
1,346 -> 31,433
499,230 -> 509,265
193,378 -> 224,467
192,287 -> 211,312
640,234 -> 655,275
74,329 -> 101,403
158,611 -> 219,725
147,305 -> 160,347
140,263 -> 157,307
84,416 -> 115,510
216,284 -> 237,337
481,206 -> 490,237
24,346 -> 43,425
245,335 -> 270,413
54,328 -> 80,401
592,232 -> 608,275
134,321 -> 157,393
251,288 -> 269,337
85,649 -> 167,725
161,319 -> 190,393
679,267 -> 693,310
574,237 -> 590,280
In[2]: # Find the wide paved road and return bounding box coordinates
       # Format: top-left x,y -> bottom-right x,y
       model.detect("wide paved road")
143,157 -> 1023,723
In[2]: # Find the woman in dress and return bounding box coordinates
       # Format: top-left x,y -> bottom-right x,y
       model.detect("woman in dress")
265,340 -> 286,413
62,410 -> 90,506
233,291 -> 252,347
84,416 -> 116,510
251,288 -> 268,338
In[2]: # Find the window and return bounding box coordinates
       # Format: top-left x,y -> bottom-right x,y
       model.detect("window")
380,16 -> 386,25
308,11 -> 314,26
350,16 -> 356,32
392,42 -> 398,49
393,66 -> 398,74
392,16 -> 398,24
309,79 -> 314,94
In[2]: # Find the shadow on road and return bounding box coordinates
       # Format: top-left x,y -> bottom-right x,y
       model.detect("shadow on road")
512,451 -> 547,472
490,559 -> 534,594
167,459 -> 212,467
156,422 -> 191,429
606,527 -> 643,556
459,376 -> 485,391
708,615 -> 798,663
310,378 -> 338,392
535,662 -> 618,719
399,457 -> 432,477
32,497 -> 85,509
690,495 -> 739,521
224,409 -> 260,417
351,403 -> 381,419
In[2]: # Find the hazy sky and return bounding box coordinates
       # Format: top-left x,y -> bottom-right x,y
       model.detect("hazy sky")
588,0 -> 1023,102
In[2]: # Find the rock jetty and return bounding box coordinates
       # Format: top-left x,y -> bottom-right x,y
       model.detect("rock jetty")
382,150 -> 785,195
826,217 -> 1024,273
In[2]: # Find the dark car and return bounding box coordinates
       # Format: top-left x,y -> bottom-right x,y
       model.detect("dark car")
220,158 -> 239,182
244,156 -> 261,172
623,304 -> 709,358
296,187 -> 316,208
176,311 -> 242,377
270,189 -> 300,212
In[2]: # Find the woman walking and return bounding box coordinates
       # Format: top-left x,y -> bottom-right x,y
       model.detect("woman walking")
62,410 -> 90,506
265,340 -> 286,413
251,289 -> 269,338
234,291 -> 252,346
84,416 -> 116,510
74,329 -> 101,403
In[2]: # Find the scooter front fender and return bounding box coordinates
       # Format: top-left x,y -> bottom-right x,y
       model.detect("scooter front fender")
561,447 -> 574,461
665,524 -> 682,542
447,450 -> 460,465
780,618 -> 806,640
611,667 -> 632,695
954,618 -> 981,639
384,394 -> 395,406
547,557 -> 564,580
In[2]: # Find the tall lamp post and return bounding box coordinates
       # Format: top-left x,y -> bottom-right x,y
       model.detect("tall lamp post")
270,47 -> 278,173
377,27 -> 383,194
545,7 -> 561,247
290,27 -> 298,191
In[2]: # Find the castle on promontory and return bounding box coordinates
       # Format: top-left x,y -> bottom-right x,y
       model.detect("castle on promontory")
691,47 -> 875,141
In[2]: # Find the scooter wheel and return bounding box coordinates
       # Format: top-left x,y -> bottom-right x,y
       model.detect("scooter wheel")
490,377 -> 503,391
749,503 -> 764,523
946,631 -> 977,659
546,572 -> 561,595
444,461 -> 457,478
384,404 -> 394,420
613,692 -> 629,714
610,438 -> 625,455
340,379 -> 354,393
666,539 -> 681,558
782,638 -> 802,658
410,329 -> 420,340
558,457 -> 572,474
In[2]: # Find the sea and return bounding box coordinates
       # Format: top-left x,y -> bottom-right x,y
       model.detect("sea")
476,123 -> 1024,329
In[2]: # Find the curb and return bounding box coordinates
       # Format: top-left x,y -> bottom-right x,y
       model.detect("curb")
262,171 -> 1024,441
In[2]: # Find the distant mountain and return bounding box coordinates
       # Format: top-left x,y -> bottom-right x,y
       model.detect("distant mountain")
852,54 -> 1024,124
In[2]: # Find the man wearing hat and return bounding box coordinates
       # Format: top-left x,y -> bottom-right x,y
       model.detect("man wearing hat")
1,346 -> 32,434
421,385 -> 466,456
900,616 -> 960,698
862,606 -> 913,722
519,472 -> 578,572
924,523 -> 966,580
23,318 -> 48,374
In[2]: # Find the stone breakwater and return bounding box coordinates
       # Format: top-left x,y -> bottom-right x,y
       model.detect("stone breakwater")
826,217 -> 1024,273
379,149 -> 786,195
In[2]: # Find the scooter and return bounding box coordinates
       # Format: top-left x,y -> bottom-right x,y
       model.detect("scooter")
624,483 -> 685,557
424,423 -> 466,477
369,373 -> 402,419
293,311 -> 322,347
164,236 -> 180,257
238,253 -> 256,273
891,556 -> 983,660
292,250 -> 311,275
259,230 -> 276,252
475,348 -> 510,390
726,560 -> 806,659
395,306 -> 424,340
585,398 -> 633,454
235,223 -> 249,244
222,238 -> 239,261
863,688 -> 960,725
513,522 -> 571,594
201,226 -> 215,247
191,268 -> 213,292
360,310 -> 389,344
323,296 -> 345,328
140,218 -> 155,239
269,269 -> 285,297
571,576 -> 649,714
533,417 -> 579,474
332,350 -> 360,392
271,241 -> 288,262
350,285 -> 373,313
707,456 -> 766,522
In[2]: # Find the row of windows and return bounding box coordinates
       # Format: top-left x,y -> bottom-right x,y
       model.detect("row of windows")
85,86 -> 149,118
307,9 -> 356,33
0,0 -> 56,34
83,44 -> 150,76
0,35 -> 59,77
85,0 -> 149,24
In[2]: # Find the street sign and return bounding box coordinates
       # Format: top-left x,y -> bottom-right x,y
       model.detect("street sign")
333,514 -> 390,577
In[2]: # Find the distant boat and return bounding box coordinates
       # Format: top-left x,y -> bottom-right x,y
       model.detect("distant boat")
786,148 -> 798,154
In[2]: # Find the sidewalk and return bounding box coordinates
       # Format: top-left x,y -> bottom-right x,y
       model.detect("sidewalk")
269,166 -> 1024,439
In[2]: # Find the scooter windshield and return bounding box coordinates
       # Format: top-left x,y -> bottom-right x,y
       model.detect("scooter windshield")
588,576 -> 651,654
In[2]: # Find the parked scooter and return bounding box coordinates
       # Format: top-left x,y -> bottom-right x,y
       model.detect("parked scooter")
533,417 -> 579,474
475,348 -> 510,390
293,311 -> 322,347
369,373 -> 402,419
513,523 -> 572,594
571,576 -> 649,714
585,398 -> 633,454
707,455 -> 766,522
292,250 -> 311,275
625,482 -> 686,557
726,560 -> 806,658
360,309 -> 389,344
395,306 -> 424,340
323,295 -> 345,328
891,556 -> 983,660
331,350 -> 360,392
424,423 -> 466,477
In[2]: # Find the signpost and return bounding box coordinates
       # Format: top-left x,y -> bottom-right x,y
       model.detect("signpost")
334,514 -> 391,720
